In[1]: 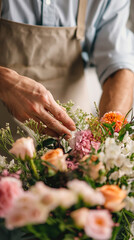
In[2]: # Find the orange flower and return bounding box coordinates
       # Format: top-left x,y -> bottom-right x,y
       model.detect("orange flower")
41,148 -> 67,172
98,185 -> 126,212
101,111 -> 128,132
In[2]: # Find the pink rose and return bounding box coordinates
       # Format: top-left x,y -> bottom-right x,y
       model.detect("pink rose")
84,210 -> 114,240
0,177 -> 23,217
9,137 -> 35,160
6,192 -> 49,229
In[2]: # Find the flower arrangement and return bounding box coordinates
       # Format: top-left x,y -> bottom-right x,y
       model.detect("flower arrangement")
0,101 -> 134,240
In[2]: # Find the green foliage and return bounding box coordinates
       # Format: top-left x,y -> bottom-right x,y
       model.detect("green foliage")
57,100 -> 89,130
118,120 -> 134,142
0,219 -> 27,240
0,123 -> 14,155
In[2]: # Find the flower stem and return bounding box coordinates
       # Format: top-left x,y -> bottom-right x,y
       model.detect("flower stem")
29,159 -> 39,180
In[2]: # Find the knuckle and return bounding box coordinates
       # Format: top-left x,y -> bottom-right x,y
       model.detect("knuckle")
47,118 -> 57,127
56,111 -> 64,120
41,91 -> 52,108
29,103 -> 39,114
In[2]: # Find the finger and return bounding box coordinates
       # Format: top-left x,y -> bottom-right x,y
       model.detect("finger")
27,117 -> 59,138
42,127 -> 59,138
33,116 -> 59,137
44,93 -> 76,131
14,112 -> 31,123
60,106 -> 66,111
34,115 -> 71,140
51,103 -> 76,131
34,109 -> 72,139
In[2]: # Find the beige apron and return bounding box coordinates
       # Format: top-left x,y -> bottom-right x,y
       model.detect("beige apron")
0,0 -> 90,139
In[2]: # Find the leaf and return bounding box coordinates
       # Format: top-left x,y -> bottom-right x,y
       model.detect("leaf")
123,209 -> 134,219
37,138 -> 57,151
0,225 -> 26,240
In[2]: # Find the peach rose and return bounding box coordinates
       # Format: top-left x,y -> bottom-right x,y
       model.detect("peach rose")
80,155 -> 104,180
41,148 -> 67,172
98,185 -> 126,211
71,208 -> 89,228
9,137 -> 35,160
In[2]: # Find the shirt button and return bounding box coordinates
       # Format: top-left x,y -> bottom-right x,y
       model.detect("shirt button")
46,0 -> 51,5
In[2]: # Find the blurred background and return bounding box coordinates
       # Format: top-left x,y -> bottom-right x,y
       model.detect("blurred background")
128,0 -> 134,32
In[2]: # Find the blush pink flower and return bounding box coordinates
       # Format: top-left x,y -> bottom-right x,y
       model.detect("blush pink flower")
67,179 -> 105,206
1,169 -> 22,180
0,177 -> 23,217
69,130 -> 100,158
6,192 -> 49,229
31,182 -> 77,210
66,160 -> 79,170
84,210 -> 114,240
9,137 -> 35,160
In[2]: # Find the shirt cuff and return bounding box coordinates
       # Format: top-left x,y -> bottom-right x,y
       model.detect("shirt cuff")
99,62 -> 134,86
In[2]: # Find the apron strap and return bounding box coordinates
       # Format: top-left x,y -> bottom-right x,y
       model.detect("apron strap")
76,0 -> 87,40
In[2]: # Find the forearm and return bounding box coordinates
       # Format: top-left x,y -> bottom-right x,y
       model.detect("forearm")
0,66 -> 19,101
99,69 -> 134,117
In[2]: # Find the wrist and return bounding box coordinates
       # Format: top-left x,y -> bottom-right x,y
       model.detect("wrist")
0,67 -> 20,100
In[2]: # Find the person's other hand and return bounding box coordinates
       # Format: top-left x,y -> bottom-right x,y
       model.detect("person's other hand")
0,67 -> 76,138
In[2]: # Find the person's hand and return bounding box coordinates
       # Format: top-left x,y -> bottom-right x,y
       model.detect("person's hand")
0,67 -> 76,138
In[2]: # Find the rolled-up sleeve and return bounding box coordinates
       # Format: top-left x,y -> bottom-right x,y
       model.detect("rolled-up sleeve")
93,0 -> 134,85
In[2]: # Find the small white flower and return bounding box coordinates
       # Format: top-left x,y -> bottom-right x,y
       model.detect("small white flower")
119,160 -> 133,177
99,176 -> 107,184
130,221 -> 134,239
109,171 -> 119,181
105,138 -> 121,161
0,156 -> 7,168
98,152 -> 105,163
125,197 -> 134,212
8,160 -> 15,169
123,132 -> 131,143
114,155 -> 125,168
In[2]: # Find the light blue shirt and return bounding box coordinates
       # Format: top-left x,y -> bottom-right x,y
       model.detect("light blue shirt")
1,0 -> 134,85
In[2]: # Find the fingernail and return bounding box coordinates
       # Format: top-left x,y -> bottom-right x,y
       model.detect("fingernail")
65,134 -> 72,140
70,125 -> 76,131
